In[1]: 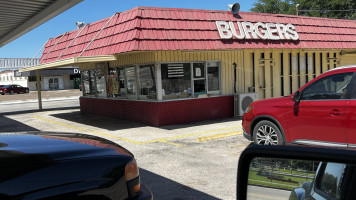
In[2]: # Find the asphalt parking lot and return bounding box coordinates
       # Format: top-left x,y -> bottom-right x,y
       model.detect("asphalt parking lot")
0,92 -> 250,200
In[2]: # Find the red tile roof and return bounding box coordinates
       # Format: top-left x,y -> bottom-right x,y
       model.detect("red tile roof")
40,6 -> 356,64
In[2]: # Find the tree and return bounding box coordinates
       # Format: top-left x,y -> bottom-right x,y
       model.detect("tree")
250,0 -> 356,20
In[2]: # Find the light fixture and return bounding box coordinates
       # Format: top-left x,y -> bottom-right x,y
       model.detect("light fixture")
227,3 -> 240,15
76,22 -> 85,29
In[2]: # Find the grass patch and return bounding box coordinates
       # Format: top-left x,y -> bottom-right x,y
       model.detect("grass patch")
248,170 -> 313,191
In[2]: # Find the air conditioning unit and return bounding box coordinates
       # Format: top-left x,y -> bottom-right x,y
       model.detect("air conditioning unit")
234,93 -> 259,117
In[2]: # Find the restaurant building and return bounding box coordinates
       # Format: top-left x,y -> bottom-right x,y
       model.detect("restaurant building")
20,7 -> 356,126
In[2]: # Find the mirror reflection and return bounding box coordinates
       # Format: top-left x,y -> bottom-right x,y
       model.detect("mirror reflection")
247,157 -> 349,200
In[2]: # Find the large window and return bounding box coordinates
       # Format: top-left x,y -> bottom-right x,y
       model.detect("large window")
82,65 -> 108,97
125,66 -> 136,99
82,61 -> 220,101
82,70 -> 96,96
161,62 -> 220,100
138,65 -> 156,100
161,63 -> 191,100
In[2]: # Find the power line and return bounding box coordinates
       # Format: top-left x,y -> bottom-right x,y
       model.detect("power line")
298,9 -> 356,12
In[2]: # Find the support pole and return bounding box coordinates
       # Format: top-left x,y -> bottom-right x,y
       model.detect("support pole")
36,70 -> 42,110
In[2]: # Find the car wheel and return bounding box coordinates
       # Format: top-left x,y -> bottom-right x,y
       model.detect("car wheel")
253,120 -> 284,145
10,90 -> 14,95
1,93 -> 4,95
25,89 -> 29,93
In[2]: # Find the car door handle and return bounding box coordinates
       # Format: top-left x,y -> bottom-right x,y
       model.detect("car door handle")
330,109 -> 343,115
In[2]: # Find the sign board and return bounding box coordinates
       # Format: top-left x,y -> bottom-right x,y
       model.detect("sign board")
167,64 -> 184,78
216,21 -> 299,41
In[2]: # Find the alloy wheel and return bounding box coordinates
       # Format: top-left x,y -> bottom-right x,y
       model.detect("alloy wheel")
256,125 -> 279,145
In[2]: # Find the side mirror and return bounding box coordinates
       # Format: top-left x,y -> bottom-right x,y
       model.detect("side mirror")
289,187 -> 306,200
236,144 -> 356,200
292,91 -> 301,102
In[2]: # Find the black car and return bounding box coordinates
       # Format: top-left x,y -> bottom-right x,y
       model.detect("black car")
0,84 -> 29,95
0,132 -> 152,200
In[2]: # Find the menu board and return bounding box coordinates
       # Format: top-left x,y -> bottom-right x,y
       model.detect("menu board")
167,64 -> 184,78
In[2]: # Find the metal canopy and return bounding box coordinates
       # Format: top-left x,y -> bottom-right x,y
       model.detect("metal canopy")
0,0 -> 83,48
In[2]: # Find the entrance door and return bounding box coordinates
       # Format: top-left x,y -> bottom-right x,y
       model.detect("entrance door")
49,78 -> 59,90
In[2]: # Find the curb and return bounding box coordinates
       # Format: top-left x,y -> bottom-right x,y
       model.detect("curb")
0,96 -> 80,105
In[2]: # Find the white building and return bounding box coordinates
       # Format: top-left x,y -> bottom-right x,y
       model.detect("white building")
0,70 -> 28,86
0,58 -> 81,91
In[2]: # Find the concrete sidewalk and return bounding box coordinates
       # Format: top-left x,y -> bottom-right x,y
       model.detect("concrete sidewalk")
0,89 -> 82,104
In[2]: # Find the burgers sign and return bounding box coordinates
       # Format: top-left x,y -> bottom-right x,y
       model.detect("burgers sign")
216,21 -> 299,41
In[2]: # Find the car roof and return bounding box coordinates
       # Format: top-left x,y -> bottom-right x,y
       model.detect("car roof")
327,65 -> 356,72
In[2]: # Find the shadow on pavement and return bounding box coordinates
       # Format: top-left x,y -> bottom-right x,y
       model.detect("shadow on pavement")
0,115 -> 39,132
52,111 -> 239,131
52,111 -> 146,131
140,168 -> 220,200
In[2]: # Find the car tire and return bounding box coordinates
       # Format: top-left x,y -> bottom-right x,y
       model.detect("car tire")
1,93 -> 4,95
25,89 -> 29,93
10,90 -> 14,95
253,120 -> 284,145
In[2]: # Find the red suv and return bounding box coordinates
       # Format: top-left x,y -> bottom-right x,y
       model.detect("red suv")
242,65 -> 356,147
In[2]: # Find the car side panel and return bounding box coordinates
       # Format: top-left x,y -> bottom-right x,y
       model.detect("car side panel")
285,100 -> 347,144
251,101 -> 293,142
346,100 -> 356,145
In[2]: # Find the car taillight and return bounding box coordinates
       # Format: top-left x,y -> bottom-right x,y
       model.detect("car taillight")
125,159 -> 140,198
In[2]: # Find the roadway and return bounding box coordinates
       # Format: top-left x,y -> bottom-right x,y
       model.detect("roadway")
248,185 -> 291,200
0,98 -> 79,113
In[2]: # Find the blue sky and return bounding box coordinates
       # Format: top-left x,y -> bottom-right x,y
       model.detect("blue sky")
0,0 -> 255,58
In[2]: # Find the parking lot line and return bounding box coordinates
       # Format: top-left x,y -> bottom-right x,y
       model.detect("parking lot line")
32,115 -> 142,145
196,131 -> 243,142
159,139 -> 185,147
141,127 -> 241,144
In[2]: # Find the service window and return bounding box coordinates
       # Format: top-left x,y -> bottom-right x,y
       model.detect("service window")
161,63 -> 191,100
315,162 -> 346,199
193,63 -> 206,94
301,72 -> 353,100
207,62 -> 220,95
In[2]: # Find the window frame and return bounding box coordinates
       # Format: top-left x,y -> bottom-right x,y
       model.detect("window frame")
160,61 -> 221,100
314,162 -> 347,200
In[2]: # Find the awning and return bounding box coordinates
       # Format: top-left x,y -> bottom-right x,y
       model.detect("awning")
0,0 -> 83,48
19,55 -> 116,72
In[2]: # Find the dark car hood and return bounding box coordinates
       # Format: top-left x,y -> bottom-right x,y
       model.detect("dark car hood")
0,132 -> 133,161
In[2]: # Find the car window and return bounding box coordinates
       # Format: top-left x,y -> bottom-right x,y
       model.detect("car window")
316,162 -> 346,199
301,72 -> 353,100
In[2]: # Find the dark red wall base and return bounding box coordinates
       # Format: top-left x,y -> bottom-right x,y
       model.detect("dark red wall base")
80,96 -> 234,126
